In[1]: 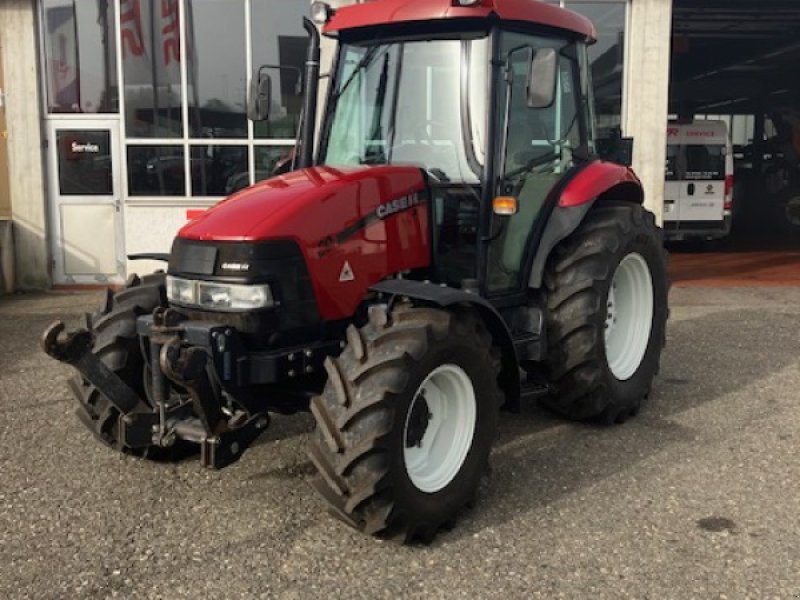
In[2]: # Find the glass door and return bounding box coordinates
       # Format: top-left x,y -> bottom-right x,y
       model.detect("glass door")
46,120 -> 124,285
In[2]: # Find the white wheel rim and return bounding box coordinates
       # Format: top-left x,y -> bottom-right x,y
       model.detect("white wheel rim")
604,252 -> 654,381
402,364 -> 477,493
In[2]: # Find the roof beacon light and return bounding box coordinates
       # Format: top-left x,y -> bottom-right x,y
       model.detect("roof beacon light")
311,2 -> 334,25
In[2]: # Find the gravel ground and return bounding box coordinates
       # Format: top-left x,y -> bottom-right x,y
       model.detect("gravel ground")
1,287 -> 799,599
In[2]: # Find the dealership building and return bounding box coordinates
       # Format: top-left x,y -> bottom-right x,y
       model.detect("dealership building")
0,0 -> 796,291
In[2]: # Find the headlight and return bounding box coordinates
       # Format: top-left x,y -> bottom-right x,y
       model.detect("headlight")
197,281 -> 274,310
166,276 -> 274,311
166,276 -> 196,305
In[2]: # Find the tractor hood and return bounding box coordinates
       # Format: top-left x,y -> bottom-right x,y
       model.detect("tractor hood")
175,165 -> 431,321
178,165 -> 426,242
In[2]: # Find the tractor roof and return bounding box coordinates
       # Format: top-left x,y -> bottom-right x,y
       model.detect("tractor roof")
324,0 -> 596,42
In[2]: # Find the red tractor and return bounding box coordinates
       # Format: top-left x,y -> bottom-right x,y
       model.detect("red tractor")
44,0 -> 668,543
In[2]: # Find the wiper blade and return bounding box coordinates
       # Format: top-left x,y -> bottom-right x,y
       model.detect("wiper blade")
333,45 -> 388,100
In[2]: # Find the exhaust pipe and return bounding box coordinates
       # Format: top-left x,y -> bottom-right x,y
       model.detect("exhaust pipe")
299,17 -> 321,169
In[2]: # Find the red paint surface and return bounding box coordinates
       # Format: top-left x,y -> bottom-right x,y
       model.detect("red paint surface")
325,0 -> 596,41
186,209 -> 206,221
558,161 -> 642,208
178,166 -> 430,320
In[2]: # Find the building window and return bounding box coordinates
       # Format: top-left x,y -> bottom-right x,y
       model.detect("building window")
42,0 -> 118,113
251,0 -> 307,139
254,146 -> 294,183
190,145 -> 248,196
562,1 -> 627,137
186,0 -> 248,139
127,146 -> 186,196
120,0 -> 183,138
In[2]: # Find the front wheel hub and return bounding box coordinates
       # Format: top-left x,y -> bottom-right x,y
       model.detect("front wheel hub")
405,392 -> 432,449
402,364 -> 477,493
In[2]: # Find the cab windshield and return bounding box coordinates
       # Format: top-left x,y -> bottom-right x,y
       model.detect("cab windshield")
321,37 -> 490,184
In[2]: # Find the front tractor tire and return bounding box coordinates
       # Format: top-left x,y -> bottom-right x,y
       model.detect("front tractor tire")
69,274 -> 168,456
542,202 -> 669,424
309,305 -> 502,543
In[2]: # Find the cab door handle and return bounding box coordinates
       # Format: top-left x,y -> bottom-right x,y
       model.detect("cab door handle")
687,183 -> 695,196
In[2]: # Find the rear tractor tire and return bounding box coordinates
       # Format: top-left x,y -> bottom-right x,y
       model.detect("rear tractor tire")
69,273 -> 171,457
309,304 -> 502,543
542,202 -> 669,424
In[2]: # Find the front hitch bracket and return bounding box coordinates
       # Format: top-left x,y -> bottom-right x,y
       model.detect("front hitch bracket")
42,321 -> 142,415
158,339 -> 272,468
160,339 -> 227,435
199,413 -> 270,469
45,315 -> 271,467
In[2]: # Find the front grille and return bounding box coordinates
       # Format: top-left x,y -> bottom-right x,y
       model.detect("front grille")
167,238 -> 321,346
169,238 -> 304,283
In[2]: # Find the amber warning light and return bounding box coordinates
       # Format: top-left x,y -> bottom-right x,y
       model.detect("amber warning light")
493,196 -> 518,216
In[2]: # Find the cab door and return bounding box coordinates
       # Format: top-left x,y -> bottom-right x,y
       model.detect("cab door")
46,120 -> 125,285
488,32 -> 585,294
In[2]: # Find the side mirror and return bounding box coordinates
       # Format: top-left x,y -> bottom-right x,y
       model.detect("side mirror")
247,71 -> 272,122
527,48 -> 558,109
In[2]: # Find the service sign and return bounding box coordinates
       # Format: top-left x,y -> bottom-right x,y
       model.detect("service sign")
667,122 -> 728,146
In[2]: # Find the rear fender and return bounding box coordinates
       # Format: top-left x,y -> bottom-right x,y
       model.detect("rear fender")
370,279 -> 520,406
528,161 -> 643,288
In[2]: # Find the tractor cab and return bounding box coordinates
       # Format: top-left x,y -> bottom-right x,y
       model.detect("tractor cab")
309,0 -> 601,296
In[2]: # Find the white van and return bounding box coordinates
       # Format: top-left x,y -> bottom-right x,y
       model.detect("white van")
663,120 -> 734,241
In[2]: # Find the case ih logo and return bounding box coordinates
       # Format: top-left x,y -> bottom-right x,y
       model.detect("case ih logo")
375,193 -> 422,220
317,192 -> 424,258
221,262 -> 250,272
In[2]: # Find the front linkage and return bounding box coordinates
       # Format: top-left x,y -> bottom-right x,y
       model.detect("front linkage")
41,307 -> 303,469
